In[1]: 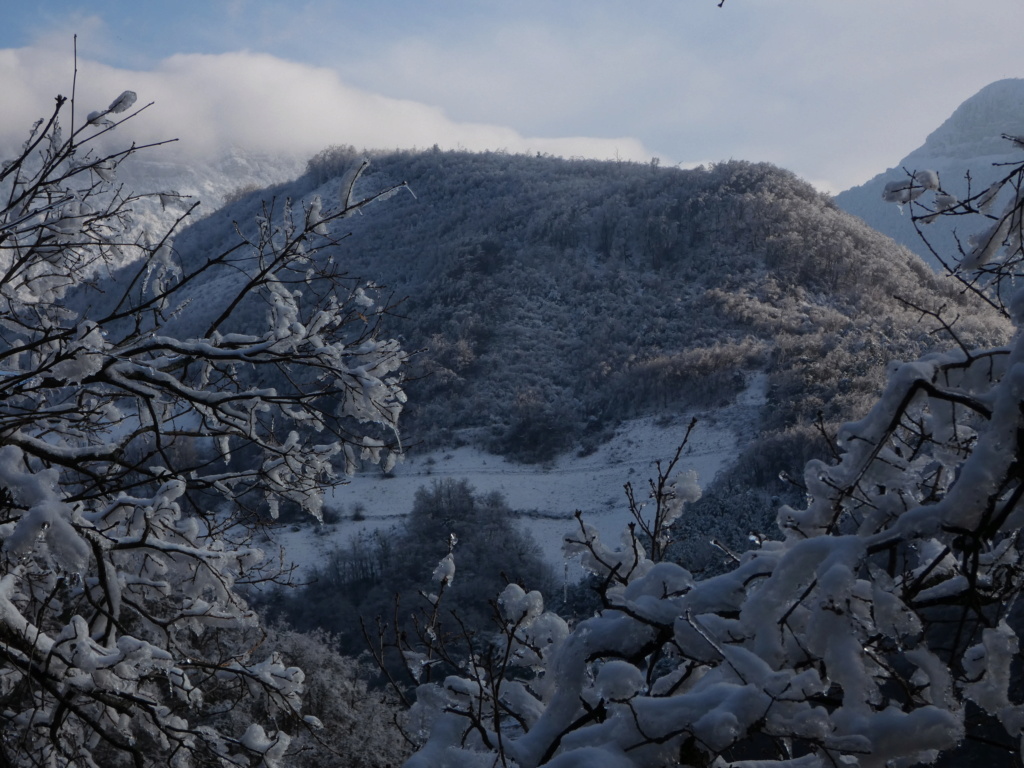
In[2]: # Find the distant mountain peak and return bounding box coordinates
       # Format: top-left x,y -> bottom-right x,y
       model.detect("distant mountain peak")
906,78 -> 1024,163
835,78 -> 1024,269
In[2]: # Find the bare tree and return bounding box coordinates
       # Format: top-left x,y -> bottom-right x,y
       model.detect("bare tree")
888,141 -> 1024,315
0,72 -> 407,766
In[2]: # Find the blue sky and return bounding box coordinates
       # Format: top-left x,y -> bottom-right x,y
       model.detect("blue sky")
3,1 -> 1023,192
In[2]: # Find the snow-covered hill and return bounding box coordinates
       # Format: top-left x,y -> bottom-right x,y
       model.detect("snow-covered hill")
93,143 -> 1013,583
166,152 -> 1010,479
835,78 -> 1024,270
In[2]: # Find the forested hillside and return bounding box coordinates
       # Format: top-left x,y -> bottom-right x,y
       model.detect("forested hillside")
166,148 -> 1011,485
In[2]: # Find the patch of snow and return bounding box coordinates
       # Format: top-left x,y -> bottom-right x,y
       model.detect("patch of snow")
272,373 -> 766,582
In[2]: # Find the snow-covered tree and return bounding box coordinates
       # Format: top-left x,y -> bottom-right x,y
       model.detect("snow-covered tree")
210,626 -> 411,768
399,144 -> 1024,766
0,83 -> 406,766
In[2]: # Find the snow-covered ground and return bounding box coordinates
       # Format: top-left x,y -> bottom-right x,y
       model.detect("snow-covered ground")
271,373 -> 767,582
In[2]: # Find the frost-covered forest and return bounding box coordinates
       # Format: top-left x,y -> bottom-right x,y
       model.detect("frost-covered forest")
4,56 -> 1024,768
176,147 -> 1012,469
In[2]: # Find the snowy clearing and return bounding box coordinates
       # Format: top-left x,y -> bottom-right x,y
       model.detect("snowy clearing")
271,373 -> 766,580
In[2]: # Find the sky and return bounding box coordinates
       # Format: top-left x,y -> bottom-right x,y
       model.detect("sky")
1,1 -> 1022,193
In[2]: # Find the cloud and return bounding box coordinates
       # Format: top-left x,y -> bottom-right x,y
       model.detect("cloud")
0,45 -> 655,166
328,0 -> 1024,192
6,0 -> 1024,194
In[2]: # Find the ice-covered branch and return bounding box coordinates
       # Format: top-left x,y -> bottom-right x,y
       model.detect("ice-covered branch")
0,79 -> 408,767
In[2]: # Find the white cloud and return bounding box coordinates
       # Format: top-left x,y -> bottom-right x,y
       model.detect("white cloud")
0,45 -> 656,166
328,0 -> 1024,192
6,0 -> 1024,194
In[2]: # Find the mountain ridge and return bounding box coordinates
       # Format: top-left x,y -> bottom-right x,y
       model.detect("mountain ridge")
906,78 -> 1024,162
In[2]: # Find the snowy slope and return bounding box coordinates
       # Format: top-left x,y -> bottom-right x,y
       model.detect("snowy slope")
835,78 -> 1024,270
271,373 -> 766,581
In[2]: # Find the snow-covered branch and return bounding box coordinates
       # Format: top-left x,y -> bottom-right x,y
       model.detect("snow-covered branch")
0,81 -> 407,766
